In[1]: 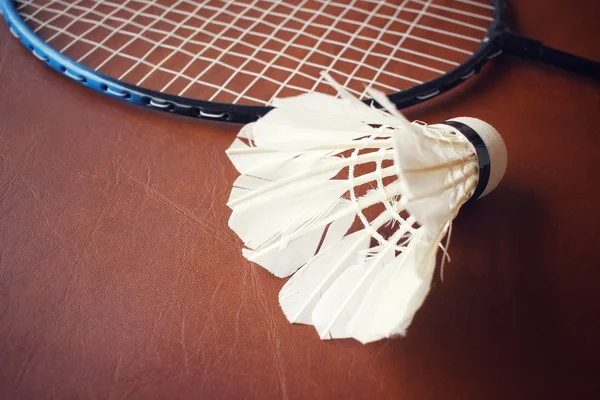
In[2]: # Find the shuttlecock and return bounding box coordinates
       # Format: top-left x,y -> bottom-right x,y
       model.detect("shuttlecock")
225,74 -> 507,344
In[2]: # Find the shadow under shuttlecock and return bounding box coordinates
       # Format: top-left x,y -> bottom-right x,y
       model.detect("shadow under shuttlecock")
377,184 -> 567,398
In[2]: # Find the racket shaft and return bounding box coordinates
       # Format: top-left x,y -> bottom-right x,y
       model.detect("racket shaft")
501,32 -> 600,80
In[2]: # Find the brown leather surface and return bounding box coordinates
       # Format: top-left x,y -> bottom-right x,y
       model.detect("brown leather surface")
1,1 -> 600,399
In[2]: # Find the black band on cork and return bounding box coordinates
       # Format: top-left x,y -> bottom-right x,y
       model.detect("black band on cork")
440,120 -> 491,201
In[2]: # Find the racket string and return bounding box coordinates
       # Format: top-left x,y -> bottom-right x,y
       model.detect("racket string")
14,0 -> 494,105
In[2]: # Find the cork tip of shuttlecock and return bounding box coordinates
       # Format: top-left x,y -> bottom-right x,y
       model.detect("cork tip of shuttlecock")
446,117 -> 507,199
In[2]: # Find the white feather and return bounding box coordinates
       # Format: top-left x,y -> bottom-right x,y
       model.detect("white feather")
310,244 -> 396,340
393,125 -> 478,235
278,230 -> 372,324
243,199 -> 356,278
310,224 -> 413,340
226,138 -> 302,175
271,92 -> 392,124
250,107 -> 376,151
346,227 -> 438,343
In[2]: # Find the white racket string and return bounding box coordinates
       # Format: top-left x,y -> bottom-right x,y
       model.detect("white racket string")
13,0 -> 494,105
358,0 -> 431,99
166,0 -> 261,95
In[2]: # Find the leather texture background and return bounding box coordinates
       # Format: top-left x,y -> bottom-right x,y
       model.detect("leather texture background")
1,1 -> 599,399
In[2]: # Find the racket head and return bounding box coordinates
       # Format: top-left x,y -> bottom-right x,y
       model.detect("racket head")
1,0 -> 504,123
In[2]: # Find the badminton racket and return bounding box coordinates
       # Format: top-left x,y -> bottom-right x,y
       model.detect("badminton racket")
1,0 -> 598,123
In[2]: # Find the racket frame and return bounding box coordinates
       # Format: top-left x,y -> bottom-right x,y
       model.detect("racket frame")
6,0 -> 591,123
